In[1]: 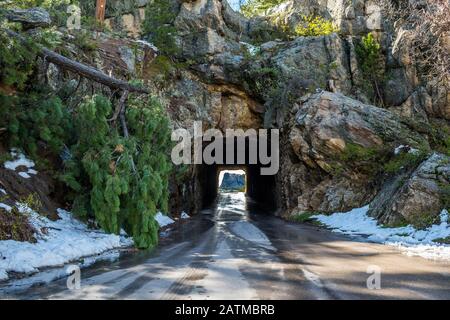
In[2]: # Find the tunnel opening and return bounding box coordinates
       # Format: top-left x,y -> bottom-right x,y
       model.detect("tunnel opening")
195,133 -> 279,211
218,169 -> 247,192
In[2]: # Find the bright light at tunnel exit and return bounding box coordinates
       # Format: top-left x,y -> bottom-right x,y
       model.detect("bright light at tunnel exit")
218,170 -> 246,188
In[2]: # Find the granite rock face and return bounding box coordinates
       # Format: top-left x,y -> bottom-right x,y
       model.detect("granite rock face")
281,91 -> 433,218
6,7 -> 52,29
18,2 -> 448,227
368,153 -> 450,227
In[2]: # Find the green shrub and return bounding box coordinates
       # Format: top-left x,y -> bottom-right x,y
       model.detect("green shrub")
0,24 -> 37,90
20,193 -> 43,214
142,0 -> 179,57
0,207 -> 36,243
440,182 -> 450,211
61,95 -> 172,249
411,213 -> 440,230
433,236 -> 450,244
331,142 -> 408,178
0,88 -> 73,156
294,15 -> 339,37
289,211 -> 324,227
243,65 -> 279,100
355,33 -> 385,105
383,149 -> 428,174
290,212 -> 317,223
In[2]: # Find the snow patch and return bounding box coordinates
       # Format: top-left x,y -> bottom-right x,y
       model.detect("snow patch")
134,39 -> 159,52
314,207 -> 450,261
394,145 -> 419,155
18,172 -> 31,179
0,206 -> 133,281
240,42 -> 260,56
0,188 -> 6,195
154,212 -> 175,228
181,212 -> 190,219
4,149 -> 38,178
0,203 -> 12,212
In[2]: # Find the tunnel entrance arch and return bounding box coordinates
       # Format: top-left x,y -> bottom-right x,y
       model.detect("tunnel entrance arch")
194,133 -> 279,210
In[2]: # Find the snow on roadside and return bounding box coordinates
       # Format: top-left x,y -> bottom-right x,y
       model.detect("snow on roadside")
0,205 -> 133,281
314,207 -> 450,261
3,149 -> 38,179
154,212 -> 175,228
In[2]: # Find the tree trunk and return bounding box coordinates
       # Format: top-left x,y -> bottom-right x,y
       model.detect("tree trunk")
6,29 -> 149,94
96,0 -> 107,23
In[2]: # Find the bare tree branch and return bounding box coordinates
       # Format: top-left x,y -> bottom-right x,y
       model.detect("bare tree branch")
5,29 -> 149,94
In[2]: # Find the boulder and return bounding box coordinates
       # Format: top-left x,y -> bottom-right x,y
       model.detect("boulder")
6,7 -> 51,29
369,153 -> 450,227
291,91 -> 428,172
281,91 -> 430,216
271,34 -> 353,95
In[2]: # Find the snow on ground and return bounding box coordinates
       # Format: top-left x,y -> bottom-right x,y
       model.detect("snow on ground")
154,212 -> 175,228
3,149 -> 38,179
181,212 -> 190,219
0,205 -> 133,281
240,42 -> 260,56
314,207 -> 450,261
0,203 -> 12,211
394,145 -> 419,155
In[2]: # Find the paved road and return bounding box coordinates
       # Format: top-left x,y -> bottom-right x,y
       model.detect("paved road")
1,192 -> 449,299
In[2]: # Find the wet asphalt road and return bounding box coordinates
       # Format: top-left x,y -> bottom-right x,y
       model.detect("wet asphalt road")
1,192 -> 449,300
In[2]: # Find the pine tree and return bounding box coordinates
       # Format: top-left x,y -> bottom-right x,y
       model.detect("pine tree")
62,94 -> 172,249
142,0 -> 179,56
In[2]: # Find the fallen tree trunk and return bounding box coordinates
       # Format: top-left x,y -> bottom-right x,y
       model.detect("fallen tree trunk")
6,29 -> 149,94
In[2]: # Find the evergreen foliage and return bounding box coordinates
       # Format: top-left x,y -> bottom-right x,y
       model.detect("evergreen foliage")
142,0 -> 179,56
356,33 -> 385,105
294,15 -> 339,37
0,18 -> 72,156
61,95 -> 172,249
0,14 -> 173,248
0,90 -> 72,156
0,23 -> 37,89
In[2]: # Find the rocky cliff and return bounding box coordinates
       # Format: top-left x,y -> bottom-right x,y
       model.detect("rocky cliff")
220,173 -> 246,190
2,0 -> 448,229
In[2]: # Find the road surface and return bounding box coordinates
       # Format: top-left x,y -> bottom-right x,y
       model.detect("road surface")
1,192 -> 449,299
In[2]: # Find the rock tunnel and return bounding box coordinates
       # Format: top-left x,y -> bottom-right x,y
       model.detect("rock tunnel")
195,133 -> 279,210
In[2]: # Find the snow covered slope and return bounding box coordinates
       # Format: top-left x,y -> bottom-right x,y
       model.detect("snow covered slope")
314,207 -> 450,261
0,205 -> 133,281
